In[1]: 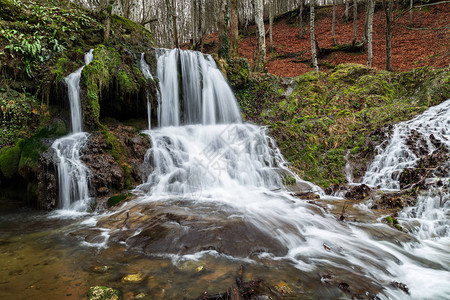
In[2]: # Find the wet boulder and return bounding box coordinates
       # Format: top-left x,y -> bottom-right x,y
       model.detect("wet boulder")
344,184 -> 371,200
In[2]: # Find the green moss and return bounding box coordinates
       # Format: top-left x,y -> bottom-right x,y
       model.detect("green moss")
328,63 -> 374,85
117,69 -> 138,94
107,193 -> 129,208
87,286 -> 121,300
0,143 -> 22,178
18,137 -> 47,173
226,58 -> 250,88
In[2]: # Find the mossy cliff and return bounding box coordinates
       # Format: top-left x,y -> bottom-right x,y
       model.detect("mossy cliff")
0,0 -> 157,208
230,61 -> 450,188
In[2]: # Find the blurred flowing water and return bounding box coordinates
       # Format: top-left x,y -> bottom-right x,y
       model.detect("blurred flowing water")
0,50 -> 448,299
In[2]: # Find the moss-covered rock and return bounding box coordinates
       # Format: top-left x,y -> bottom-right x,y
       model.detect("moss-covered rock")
87,286 -> 121,300
0,143 -> 22,179
226,57 -> 250,88
107,193 -> 129,208
81,45 -> 155,130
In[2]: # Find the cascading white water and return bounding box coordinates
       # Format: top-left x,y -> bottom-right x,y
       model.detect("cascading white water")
155,49 -> 241,127
363,100 -> 450,190
87,50 -> 450,299
66,50 -> 94,133
51,50 -> 93,211
360,99 -> 450,297
140,48 -> 315,197
140,53 -> 153,130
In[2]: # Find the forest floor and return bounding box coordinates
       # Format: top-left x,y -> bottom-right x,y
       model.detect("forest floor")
200,2 -> 449,77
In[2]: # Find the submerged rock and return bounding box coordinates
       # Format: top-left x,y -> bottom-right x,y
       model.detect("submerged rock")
121,273 -> 144,284
87,286 -> 121,300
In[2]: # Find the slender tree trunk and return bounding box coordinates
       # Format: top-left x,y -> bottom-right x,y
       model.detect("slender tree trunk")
345,0 -> 350,19
409,0 -> 413,27
310,0 -> 318,71
230,0 -> 239,57
254,0 -> 266,72
352,0 -> 358,45
199,0 -> 205,51
192,0 -> 197,48
384,0 -> 393,71
166,0 -> 178,48
332,0 -> 337,45
367,0 -> 375,67
269,0 -> 274,51
299,0 -> 304,38
218,0 -> 228,59
363,0 -> 369,43
105,0 -> 114,40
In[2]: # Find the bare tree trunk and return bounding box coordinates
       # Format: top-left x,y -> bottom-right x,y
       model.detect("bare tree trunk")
332,0 -> 337,45
192,0 -> 197,48
230,0 -> 239,57
345,0 -> 350,19
384,0 -> 393,71
310,0 -> 318,71
254,0 -> 266,72
409,0 -> 413,27
367,0 -> 375,67
269,0 -> 274,51
363,0 -> 369,43
199,0 -> 205,51
352,0 -> 358,45
105,0 -> 114,40
166,0 -> 178,48
299,0 -> 304,38
218,0 -> 229,59
120,0 -> 132,19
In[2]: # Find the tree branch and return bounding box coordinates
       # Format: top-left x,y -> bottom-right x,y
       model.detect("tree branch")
399,24 -> 450,30
393,1 -> 450,23
141,18 -> 158,25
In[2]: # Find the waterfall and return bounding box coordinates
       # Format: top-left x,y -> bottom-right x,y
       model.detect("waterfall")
83,50 -> 449,299
155,49 -> 241,127
139,53 -> 153,130
363,100 -> 450,190
362,99 -> 450,240
139,48 -> 315,197
51,50 -> 94,211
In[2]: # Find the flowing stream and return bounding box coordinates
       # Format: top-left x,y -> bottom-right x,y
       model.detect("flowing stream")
51,50 -> 93,212
97,49 -> 449,298
0,49 -> 448,299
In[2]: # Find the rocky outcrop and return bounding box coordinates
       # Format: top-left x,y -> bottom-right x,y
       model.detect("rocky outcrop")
37,124 -> 150,210
81,124 -> 150,197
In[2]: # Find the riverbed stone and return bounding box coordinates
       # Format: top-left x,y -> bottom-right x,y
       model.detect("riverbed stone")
87,286 -> 121,300
121,272 -> 144,283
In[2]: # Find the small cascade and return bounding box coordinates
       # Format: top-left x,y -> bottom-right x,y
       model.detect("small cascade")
155,48 -> 241,127
362,100 -> 450,238
400,188 -> 449,239
139,53 -> 153,130
51,50 -> 94,211
363,100 -> 450,189
343,149 -> 354,184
